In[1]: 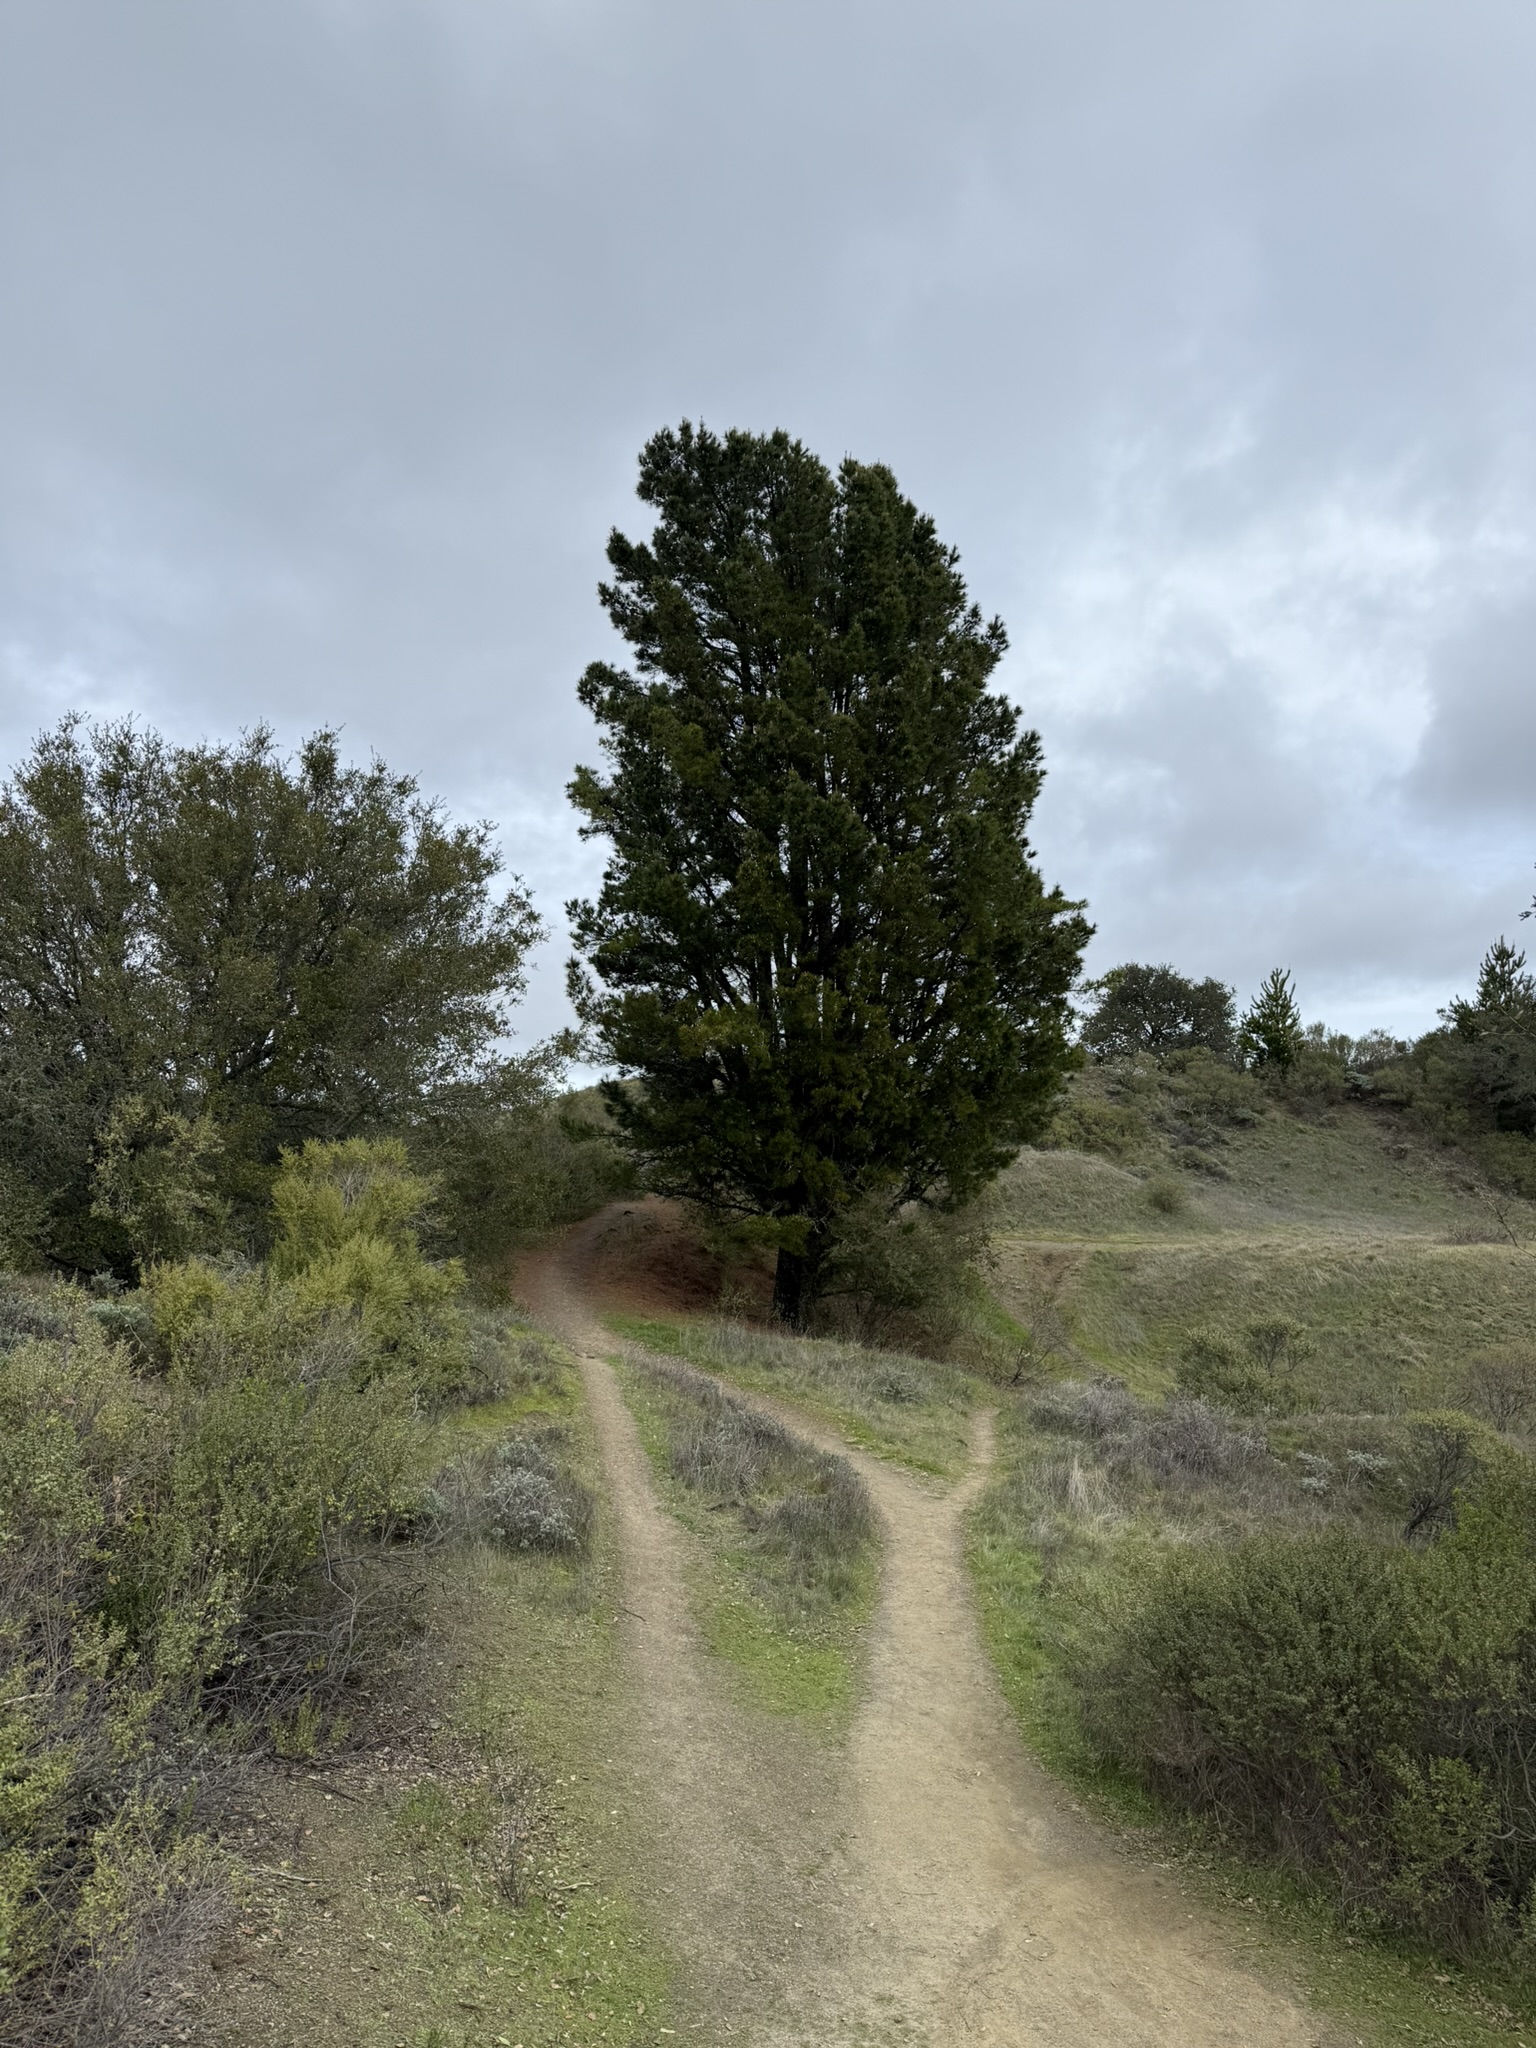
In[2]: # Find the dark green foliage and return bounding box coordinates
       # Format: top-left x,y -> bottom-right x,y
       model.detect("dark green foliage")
812,1190 -> 997,1352
569,423 -> 1089,1320
1074,1456 -> 1536,1955
0,720 -> 539,1273
1080,963 -> 1235,1062
414,1073 -> 637,1264
1413,940 -> 1536,1141
1239,967 -> 1305,1073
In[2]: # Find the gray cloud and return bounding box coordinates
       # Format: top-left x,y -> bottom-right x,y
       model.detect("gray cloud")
1412,594 -> 1536,824
3,0 -> 1535,1043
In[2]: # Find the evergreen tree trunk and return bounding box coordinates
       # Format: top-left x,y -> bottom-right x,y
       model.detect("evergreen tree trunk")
772,1243 -> 807,1325
772,1229 -> 826,1326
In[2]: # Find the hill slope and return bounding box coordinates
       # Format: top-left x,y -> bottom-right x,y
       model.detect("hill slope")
990,1074 -> 1536,1409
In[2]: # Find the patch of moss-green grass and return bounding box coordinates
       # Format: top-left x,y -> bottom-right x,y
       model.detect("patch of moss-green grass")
614,1353 -> 876,1728
966,1419 -> 1536,2048
429,1326 -> 584,1471
993,1232 -> 1536,1410
381,1542 -> 673,2048
216,1336 -> 674,2048
606,1311 -> 979,1478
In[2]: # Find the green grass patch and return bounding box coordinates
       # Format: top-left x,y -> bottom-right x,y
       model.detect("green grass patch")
218,1334 -> 674,2048
614,1351 -> 876,1727
994,1233 -> 1536,1409
607,1310 -> 980,1478
378,1543 -> 674,2048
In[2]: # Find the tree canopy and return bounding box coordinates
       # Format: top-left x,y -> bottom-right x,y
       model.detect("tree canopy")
569,422 -> 1089,1320
1080,963 -> 1236,1062
0,719 -> 540,1271
1239,968 -> 1305,1073
1421,937 -> 1536,1138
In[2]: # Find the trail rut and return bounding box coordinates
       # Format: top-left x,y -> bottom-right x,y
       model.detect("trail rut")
525,1210 -> 1336,2047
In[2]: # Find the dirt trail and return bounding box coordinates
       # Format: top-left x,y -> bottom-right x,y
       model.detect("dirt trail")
525,1210 -> 1336,2047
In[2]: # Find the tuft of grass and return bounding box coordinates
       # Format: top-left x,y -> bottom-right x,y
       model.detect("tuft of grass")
607,1312 -> 981,1477
615,1350 -> 877,1724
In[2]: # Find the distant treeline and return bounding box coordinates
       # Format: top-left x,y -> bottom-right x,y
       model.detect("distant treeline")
1076,943 -> 1536,1190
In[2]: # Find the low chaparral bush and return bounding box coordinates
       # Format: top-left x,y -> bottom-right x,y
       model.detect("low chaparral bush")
1070,1453 -> 1536,1957
0,1138 -> 541,2041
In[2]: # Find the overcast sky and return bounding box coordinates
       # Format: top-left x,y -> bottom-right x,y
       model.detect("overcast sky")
3,0 -> 1535,1048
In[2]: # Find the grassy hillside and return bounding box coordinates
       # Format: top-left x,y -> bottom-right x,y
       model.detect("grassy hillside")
972,1068 -> 1536,2042
990,1074 -> 1536,1409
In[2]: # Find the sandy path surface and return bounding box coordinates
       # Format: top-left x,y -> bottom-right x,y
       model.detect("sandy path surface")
524,1209 -> 1336,2048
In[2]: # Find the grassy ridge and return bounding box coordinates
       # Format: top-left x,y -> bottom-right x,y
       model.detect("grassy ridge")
991,1090 -> 1536,1407
995,1233 -> 1536,1406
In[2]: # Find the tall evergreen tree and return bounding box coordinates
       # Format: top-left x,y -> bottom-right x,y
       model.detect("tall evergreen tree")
569,424 -> 1090,1321
1426,938 -> 1536,1136
1239,967 -> 1305,1073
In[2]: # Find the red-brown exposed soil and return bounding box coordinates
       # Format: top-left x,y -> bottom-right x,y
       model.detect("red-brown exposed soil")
512,1194 -> 773,1323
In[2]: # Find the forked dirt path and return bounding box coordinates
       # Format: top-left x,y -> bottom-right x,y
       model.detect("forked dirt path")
524,1210 -> 1336,2047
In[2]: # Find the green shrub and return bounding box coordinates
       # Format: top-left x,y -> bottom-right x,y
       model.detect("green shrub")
1073,1453 -> 1536,1956
1144,1174 -> 1187,1216
152,1139 -> 508,1411
1174,1319 -> 1315,1413
1156,1046 -> 1265,1130
417,1082 -> 637,1263
0,1271 -> 429,2036
1461,1346 -> 1536,1432
1043,1092 -> 1151,1161
1399,1408 -> 1497,1541
814,1190 -> 997,1354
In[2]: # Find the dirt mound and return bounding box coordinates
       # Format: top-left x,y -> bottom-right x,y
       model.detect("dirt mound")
514,1195 -> 773,1322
